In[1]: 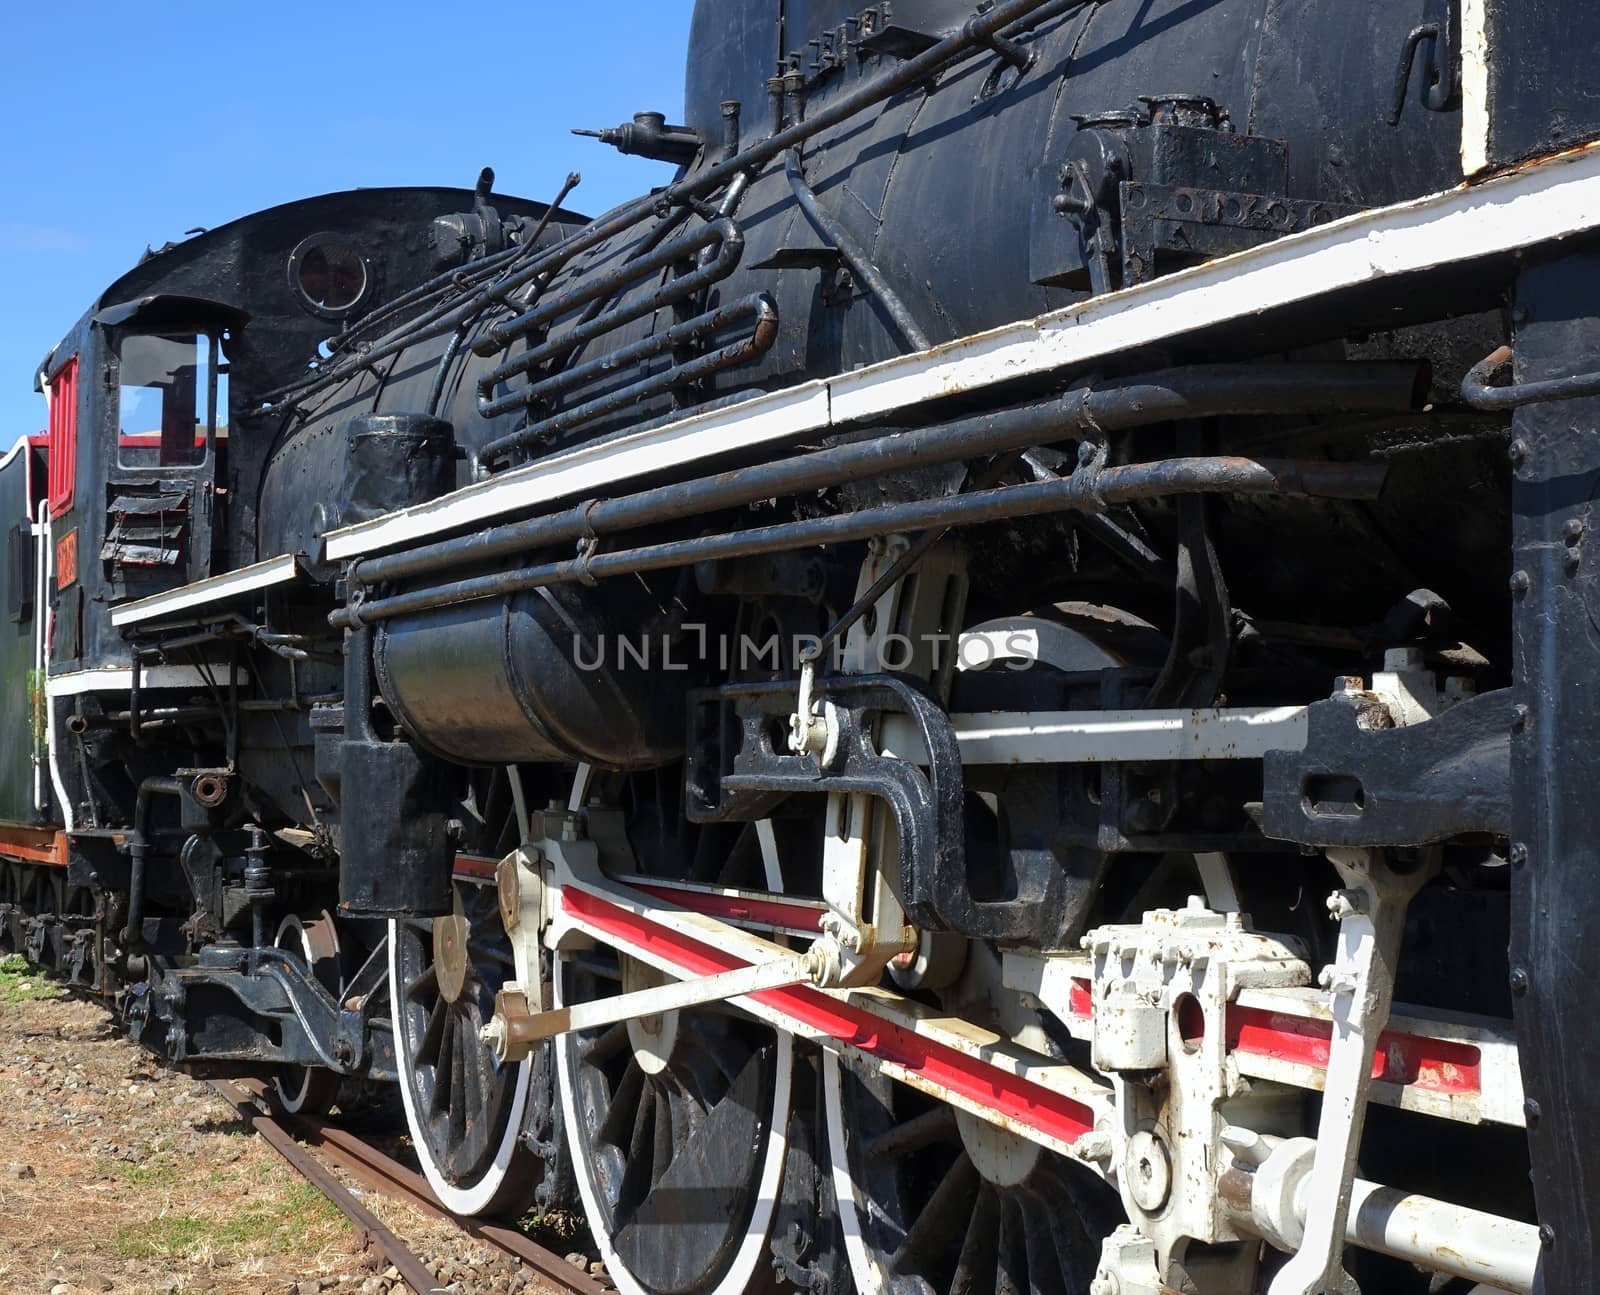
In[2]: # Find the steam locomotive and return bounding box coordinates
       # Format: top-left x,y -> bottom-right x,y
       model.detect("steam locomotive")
5,0 -> 1597,1291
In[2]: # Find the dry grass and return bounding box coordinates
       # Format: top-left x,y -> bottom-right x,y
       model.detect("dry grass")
0,982 -> 545,1295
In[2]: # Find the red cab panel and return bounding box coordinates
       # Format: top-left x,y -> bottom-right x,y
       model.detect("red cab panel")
47,356 -> 78,519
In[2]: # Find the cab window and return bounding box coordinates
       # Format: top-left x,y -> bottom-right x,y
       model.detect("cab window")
116,332 -> 226,469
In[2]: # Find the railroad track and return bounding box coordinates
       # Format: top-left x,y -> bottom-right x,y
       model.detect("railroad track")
210,1080 -> 608,1295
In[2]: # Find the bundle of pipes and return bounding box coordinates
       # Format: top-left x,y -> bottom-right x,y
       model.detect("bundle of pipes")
256,0 -> 1081,416
332,359 -> 1425,627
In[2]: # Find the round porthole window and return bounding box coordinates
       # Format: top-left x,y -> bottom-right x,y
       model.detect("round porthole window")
288,233 -> 371,319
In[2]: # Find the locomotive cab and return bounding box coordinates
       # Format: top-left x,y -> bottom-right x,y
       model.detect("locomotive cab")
96,295 -> 241,600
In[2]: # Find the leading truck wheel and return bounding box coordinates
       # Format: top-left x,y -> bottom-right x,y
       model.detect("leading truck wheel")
555,768 -> 794,1295
270,911 -> 343,1117
389,878 -> 541,1216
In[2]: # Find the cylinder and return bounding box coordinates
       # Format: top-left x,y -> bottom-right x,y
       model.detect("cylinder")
373,580 -> 689,769
1225,1158 -> 1541,1295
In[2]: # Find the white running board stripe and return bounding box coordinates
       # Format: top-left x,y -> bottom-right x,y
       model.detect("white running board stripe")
322,142 -> 1600,562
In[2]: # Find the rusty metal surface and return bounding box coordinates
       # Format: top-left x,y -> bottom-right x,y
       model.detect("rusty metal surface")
228,1081 -> 611,1295
211,1080 -> 444,1295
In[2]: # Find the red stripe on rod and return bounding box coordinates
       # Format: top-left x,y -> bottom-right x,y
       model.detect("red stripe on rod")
560,885 -> 1097,1148
452,854 -> 498,881
1226,1005 -> 1482,1096
629,882 -> 826,934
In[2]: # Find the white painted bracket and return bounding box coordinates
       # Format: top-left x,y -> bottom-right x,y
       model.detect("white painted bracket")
1268,850 -> 1433,1295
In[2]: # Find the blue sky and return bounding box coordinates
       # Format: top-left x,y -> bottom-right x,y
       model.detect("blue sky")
0,2 -> 695,434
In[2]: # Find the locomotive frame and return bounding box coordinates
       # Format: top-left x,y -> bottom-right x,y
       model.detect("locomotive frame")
4,1 -> 1599,1293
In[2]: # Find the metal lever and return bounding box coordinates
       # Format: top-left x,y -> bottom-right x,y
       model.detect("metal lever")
1268,848 -> 1434,1295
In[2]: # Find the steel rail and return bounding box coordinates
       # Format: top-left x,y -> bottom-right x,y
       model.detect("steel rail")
279,1111 -> 612,1295
210,1080 -> 445,1295
219,1079 -> 610,1295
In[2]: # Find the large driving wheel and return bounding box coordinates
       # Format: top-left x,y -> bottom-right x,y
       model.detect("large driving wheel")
389,877 -> 541,1215
823,941 -> 1123,1295
555,769 -> 795,1295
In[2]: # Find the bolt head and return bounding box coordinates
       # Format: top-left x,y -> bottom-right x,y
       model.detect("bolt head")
1382,647 -> 1424,671
1325,889 -> 1364,921
1124,1130 -> 1173,1213
1510,570 -> 1532,596
1510,966 -> 1531,995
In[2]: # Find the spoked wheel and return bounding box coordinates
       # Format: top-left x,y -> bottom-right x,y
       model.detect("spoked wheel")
824,978 -> 1122,1295
23,870 -> 61,969
825,1049 -> 1120,1295
389,878 -> 541,1215
555,768 -> 794,1295
816,608 -> 1122,1295
0,860 -> 17,956
271,911 -> 344,1117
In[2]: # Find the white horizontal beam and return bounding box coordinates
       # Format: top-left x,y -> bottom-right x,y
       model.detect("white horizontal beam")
110,553 -> 300,627
45,663 -> 241,697
323,142 -> 1600,562
1233,985 -> 1526,1128
878,705 -> 1309,765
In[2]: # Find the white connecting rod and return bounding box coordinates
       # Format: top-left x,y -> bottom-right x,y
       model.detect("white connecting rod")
481,949 -> 821,1060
